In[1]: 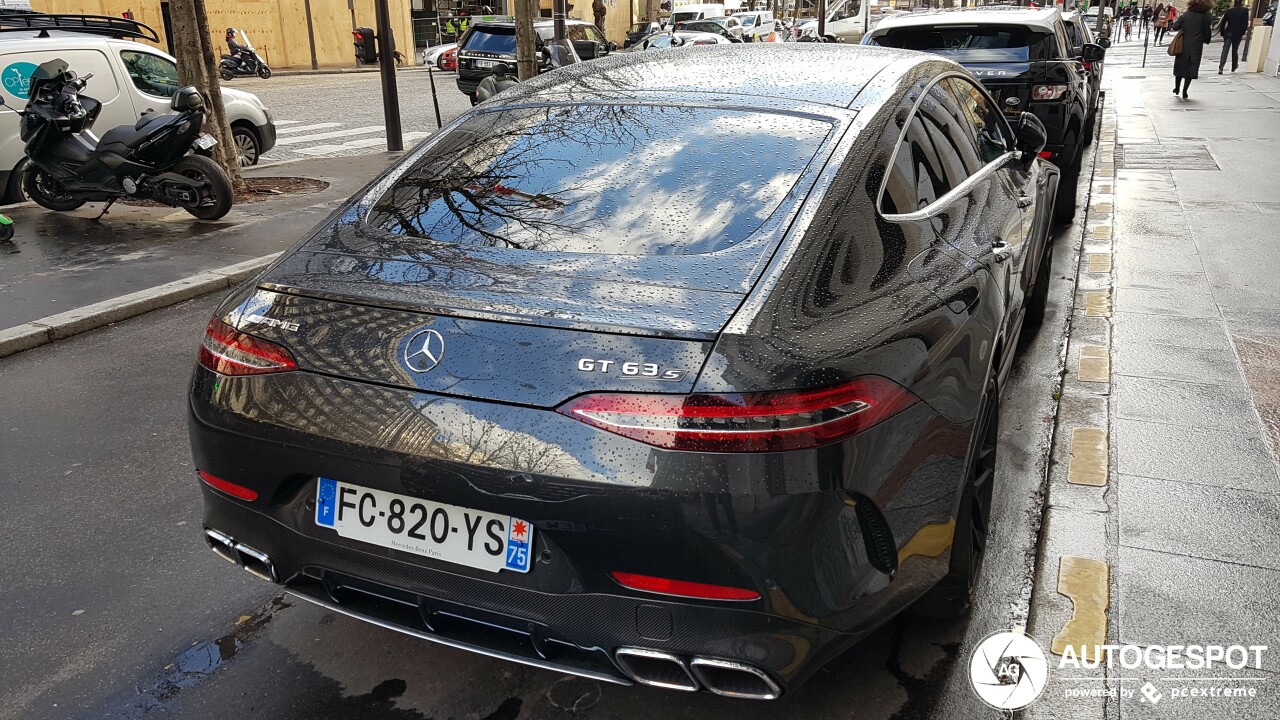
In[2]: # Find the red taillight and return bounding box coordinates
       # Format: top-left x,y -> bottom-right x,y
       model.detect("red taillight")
1031,84 -> 1068,101
557,376 -> 917,453
610,571 -> 759,601
197,317 -> 297,376
1038,150 -> 1054,159
198,470 -> 259,501
1082,60 -> 1094,72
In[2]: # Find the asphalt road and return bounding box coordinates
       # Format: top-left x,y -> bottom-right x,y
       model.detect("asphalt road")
0,137 -> 1094,720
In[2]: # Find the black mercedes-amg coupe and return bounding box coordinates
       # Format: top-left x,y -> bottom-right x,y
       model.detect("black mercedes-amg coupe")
190,44 -> 1057,700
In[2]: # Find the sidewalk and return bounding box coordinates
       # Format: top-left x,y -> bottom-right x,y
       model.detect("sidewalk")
1027,40 -> 1280,718
0,152 -> 400,354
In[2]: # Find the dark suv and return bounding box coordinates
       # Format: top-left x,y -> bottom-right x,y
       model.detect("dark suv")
456,20 -> 617,103
867,8 -> 1105,223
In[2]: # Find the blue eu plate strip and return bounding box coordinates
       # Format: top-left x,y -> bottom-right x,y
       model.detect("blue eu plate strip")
504,518 -> 531,572
316,477 -> 338,528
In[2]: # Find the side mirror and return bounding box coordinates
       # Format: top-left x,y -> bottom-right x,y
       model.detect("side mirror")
607,40 -> 618,51
1012,112 -> 1048,164
1096,36 -> 1112,49
1081,42 -> 1106,60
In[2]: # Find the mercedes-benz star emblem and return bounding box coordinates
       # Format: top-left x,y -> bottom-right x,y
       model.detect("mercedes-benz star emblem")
404,329 -> 445,373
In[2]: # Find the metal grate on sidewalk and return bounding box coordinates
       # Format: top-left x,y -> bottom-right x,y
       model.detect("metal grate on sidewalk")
1118,143 -> 1220,170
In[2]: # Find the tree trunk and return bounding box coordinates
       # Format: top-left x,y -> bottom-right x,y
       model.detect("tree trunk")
167,0 -> 245,190
645,0 -> 660,27
515,0 -> 538,80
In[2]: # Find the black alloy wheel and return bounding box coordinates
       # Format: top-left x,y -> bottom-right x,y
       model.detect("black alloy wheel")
913,377 -> 999,619
256,65 -> 272,79
1053,131 -> 1082,224
22,165 -> 85,211
220,67 -> 234,81
1023,238 -> 1055,329
172,155 -> 233,221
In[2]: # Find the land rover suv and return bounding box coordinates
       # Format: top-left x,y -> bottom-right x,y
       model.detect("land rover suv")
866,7 -> 1105,223
455,19 -> 616,104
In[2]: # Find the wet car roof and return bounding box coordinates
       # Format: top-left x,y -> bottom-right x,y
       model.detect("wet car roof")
485,44 -> 933,111
875,7 -> 1062,31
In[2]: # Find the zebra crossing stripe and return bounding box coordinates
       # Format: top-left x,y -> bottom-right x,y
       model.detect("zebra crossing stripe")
274,125 -> 386,146
275,122 -> 342,134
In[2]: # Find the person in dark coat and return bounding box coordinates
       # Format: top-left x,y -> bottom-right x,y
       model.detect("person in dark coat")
1218,0 -> 1251,73
1172,0 -> 1214,98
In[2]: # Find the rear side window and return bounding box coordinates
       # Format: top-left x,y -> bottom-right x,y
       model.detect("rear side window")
944,78 -> 1011,169
461,27 -> 517,53
872,24 -> 1060,61
368,105 -> 832,255
880,104 -> 953,215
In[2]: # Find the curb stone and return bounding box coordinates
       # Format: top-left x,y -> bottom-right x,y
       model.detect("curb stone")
0,253 -> 280,359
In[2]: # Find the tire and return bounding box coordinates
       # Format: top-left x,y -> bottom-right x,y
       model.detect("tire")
256,65 -> 272,79
232,125 -> 260,167
1083,109 -> 1098,146
171,155 -> 233,221
1053,133 -> 1082,225
4,158 -> 27,204
23,165 -> 85,211
912,377 -> 998,619
219,68 -> 234,81
1023,240 -> 1054,329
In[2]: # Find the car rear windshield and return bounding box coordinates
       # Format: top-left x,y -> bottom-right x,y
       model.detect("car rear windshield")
872,24 -> 1059,61
366,105 -> 831,256
670,11 -> 701,22
629,22 -> 652,32
677,20 -> 722,32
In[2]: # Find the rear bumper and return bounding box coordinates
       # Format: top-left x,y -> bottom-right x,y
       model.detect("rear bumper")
189,366 -> 970,694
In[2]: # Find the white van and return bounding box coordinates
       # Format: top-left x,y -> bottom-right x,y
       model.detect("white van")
668,3 -> 727,25
0,25 -> 275,202
797,0 -> 877,42
732,10 -> 777,41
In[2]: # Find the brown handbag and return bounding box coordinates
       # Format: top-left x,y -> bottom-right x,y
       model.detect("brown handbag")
1168,30 -> 1184,55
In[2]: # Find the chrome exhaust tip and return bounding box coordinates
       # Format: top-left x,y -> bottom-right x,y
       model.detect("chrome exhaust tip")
233,542 -> 278,583
615,648 -> 699,692
689,658 -> 782,700
204,528 -> 238,565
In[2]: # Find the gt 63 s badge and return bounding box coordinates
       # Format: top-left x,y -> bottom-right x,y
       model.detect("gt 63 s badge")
577,358 -> 686,382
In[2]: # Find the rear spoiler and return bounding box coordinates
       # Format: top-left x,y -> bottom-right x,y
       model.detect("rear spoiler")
0,12 -> 160,43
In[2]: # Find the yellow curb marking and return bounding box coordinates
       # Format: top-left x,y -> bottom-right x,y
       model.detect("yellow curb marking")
1089,225 -> 1113,240
1084,291 -> 1112,317
1078,346 -> 1111,384
1094,184 -> 1113,194
1091,202 -> 1114,214
1051,556 -> 1110,661
1087,254 -> 1113,273
1096,168 -> 1115,179
1067,428 -> 1109,486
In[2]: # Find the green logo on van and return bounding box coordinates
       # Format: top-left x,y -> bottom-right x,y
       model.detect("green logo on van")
3,61 -> 38,99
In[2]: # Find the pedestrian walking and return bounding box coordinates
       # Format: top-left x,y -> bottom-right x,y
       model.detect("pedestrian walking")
1171,0 -> 1214,98
1124,15 -> 1134,39
1155,3 -> 1170,43
1218,0 -> 1251,72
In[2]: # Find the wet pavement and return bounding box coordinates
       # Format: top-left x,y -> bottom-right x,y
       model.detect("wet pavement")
0,153 -> 398,332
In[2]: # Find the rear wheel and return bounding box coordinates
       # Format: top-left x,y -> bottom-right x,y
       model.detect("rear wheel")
171,155 -> 233,221
1053,132 -> 1082,225
219,67 -> 234,81
4,158 -> 27,204
912,377 -> 998,619
256,65 -> 272,79
23,165 -> 85,211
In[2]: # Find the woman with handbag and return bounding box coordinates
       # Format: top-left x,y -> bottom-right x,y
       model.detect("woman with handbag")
1170,0 -> 1214,99
1154,3 -> 1170,44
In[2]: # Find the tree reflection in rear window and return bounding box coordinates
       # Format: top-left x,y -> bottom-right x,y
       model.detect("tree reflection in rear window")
366,105 -> 831,255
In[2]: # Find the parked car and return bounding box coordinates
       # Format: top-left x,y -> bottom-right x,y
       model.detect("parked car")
866,7 -> 1102,222
625,21 -> 661,48
1062,9 -> 1109,143
626,31 -> 734,49
191,43 -> 1058,700
439,46 -> 458,71
732,10 -> 778,41
668,2 -> 726,24
0,15 -> 275,201
674,18 -> 744,41
420,42 -> 457,67
455,19 -> 615,103
796,0 -> 877,42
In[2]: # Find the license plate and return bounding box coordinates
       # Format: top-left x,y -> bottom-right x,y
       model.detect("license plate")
315,478 -> 533,573
194,133 -> 217,150
474,59 -> 496,68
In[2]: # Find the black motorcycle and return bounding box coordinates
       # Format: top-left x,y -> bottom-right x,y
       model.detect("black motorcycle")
219,49 -> 271,80
6,59 -> 233,221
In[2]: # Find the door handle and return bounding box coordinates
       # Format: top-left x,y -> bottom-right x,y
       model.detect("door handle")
991,240 -> 1013,263
1017,196 -> 1033,208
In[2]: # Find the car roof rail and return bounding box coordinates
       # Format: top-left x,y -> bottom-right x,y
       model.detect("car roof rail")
0,12 -> 160,43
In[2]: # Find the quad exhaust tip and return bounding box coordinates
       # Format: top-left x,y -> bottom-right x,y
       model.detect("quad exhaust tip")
204,528 -> 278,583
615,648 -> 781,699
690,657 -> 782,701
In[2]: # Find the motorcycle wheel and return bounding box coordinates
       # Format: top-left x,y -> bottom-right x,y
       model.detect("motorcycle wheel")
256,65 -> 272,79
23,165 -> 85,212
172,155 -> 233,221
219,68 -> 234,81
